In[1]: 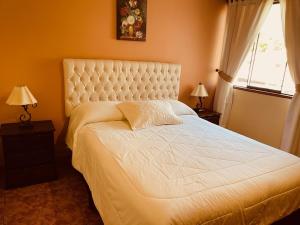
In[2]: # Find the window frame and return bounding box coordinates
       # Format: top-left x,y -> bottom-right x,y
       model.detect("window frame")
233,85 -> 293,99
233,1 -> 293,99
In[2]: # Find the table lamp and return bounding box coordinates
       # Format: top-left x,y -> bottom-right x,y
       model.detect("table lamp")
6,86 -> 38,127
191,83 -> 208,112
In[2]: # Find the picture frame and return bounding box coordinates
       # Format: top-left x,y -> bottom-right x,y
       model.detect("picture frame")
117,0 -> 147,41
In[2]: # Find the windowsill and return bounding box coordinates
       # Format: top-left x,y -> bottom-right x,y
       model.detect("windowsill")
233,85 -> 293,99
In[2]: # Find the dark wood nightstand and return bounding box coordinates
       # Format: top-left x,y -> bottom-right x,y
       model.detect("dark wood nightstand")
0,120 -> 57,189
194,109 -> 221,125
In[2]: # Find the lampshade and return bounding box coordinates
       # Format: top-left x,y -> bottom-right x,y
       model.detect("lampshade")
6,86 -> 37,106
191,83 -> 208,97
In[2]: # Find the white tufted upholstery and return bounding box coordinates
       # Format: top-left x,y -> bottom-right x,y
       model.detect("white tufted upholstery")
63,59 -> 181,117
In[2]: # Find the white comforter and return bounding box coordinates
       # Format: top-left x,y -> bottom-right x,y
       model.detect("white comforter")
70,114 -> 300,225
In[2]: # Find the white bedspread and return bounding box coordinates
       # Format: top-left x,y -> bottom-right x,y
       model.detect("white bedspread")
71,115 -> 300,225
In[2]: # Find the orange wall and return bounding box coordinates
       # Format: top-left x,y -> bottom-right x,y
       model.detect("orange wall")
0,0 -> 226,139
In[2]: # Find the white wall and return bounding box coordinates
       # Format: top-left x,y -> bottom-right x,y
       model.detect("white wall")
227,89 -> 291,148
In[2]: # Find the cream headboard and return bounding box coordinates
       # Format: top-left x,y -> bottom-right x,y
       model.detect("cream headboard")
63,59 -> 181,116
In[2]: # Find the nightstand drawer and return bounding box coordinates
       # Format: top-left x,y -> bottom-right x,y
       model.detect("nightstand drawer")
3,132 -> 53,154
5,147 -> 54,169
5,163 -> 56,189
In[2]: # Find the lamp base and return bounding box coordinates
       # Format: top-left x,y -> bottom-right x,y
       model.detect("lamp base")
196,101 -> 206,112
197,108 -> 205,112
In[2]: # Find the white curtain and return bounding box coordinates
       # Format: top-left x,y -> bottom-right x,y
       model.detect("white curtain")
280,0 -> 300,156
213,0 -> 273,127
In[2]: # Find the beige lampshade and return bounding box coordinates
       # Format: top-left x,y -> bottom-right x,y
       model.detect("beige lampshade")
6,86 -> 37,106
191,83 -> 208,97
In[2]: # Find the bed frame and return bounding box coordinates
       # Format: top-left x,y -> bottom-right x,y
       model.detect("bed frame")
63,58 -> 182,223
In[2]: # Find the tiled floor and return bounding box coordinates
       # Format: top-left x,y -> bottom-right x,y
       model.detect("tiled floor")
0,164 -> 103,225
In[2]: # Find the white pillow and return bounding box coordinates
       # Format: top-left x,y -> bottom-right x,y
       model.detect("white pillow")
167,100 -> 197,116
117,100 -> 183,130
66,101 -> 125,149
70,101 -> 124,123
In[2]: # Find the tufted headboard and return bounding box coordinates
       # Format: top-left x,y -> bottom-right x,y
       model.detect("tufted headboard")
63,59 -> 181,116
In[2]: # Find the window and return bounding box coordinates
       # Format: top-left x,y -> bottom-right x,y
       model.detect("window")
235,3 -> 295,96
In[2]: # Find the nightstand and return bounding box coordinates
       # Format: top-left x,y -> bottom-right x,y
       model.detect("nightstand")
0,120 -> 57,188
194,109 -> 221,125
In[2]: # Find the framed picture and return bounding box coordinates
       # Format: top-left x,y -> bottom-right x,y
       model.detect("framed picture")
117,0 -> 147,41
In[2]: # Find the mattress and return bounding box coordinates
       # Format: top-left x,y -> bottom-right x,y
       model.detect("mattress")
71,115 -> 300,225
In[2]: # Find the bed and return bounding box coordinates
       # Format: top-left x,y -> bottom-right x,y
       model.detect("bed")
63,59 -> 300,225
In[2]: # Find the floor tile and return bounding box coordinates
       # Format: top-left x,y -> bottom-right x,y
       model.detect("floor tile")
1,166 -> 102,225
4,186 -> 55,225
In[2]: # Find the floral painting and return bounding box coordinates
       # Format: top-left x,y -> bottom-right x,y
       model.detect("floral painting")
117,0 -> 147,41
